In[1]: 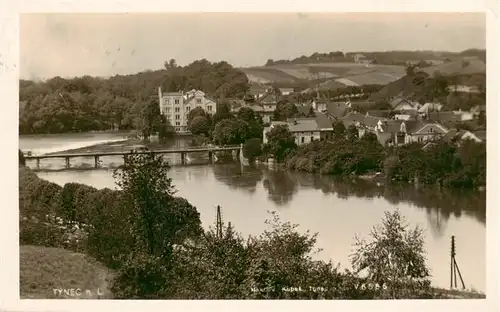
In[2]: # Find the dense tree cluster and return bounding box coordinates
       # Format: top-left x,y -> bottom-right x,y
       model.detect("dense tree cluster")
19,59 -> 250,134
264,49 -> 485,66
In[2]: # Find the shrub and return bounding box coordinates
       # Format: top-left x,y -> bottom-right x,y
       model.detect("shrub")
243,138 -> 262,161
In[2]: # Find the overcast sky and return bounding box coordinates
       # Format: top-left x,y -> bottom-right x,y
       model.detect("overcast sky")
20,13 -> 485,80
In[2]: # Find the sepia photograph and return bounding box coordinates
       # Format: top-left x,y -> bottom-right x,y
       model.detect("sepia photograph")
4,7 -> 494,307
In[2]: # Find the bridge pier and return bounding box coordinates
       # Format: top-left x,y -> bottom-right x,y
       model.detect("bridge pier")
208,151 -> 213,163
36,158 -> 40,169
94,156 -> 99,168
180,152 -> 186,165
65,157 -> 70,169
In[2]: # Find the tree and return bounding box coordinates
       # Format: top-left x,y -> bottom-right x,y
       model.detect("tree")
333,121 -> 346,138
19,149 -> 26,166
158,115 -> 176,142
350,210 -> 431,299
273,101 -> 300,121
140,98 -> 162,143
212,118 -> 248,145
262,125 -> 297,162
164,58 -> 178,70
110,151 -> 203,298
188,115 -> 211,136
243,138 -> 262,162
347,125 -> 359,141
112,151 -> 202,256
187,107 -> 207,125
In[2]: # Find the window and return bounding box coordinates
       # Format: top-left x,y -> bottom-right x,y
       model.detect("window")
175,107 -> 180,113
175,115 -> 180,120
165,99 -> 170,105
174,99 -> 180,105
301,137 -> 305,143
196,99 -> 202,104
166,107 -> 171,113
186,106 -> 191,112
175,122 -> 180,126
311,136 -> 314,142
207,105 -> 212,112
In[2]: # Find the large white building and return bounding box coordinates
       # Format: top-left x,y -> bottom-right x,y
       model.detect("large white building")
158,87 -> 217,132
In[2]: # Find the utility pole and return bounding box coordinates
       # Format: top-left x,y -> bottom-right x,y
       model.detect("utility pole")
450,235 -> 466,290
216,205 -> 223,239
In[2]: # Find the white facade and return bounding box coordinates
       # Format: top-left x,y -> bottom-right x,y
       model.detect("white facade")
158,87 -> 217,132
262,120 -> 321,146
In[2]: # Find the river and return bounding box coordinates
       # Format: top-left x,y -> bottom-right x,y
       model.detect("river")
19,132 -> 486,292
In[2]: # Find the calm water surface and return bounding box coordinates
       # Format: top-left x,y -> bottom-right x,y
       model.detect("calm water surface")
19,132 -> 486,292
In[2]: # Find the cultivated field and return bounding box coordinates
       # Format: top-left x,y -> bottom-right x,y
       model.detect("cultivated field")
241,62 -> 407,87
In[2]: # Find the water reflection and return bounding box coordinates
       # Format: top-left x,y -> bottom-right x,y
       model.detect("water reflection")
212,163 -> 263,194
211,165 -> 485,235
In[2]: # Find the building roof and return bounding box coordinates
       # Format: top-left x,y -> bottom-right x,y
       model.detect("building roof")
428,111 -> 462,123
259,93 -> 279,105
162,92 -> 183,96
326,101 -> 349,119
473,130 -> 487,141
418,102 -> 443,113
270,118 -> 320,133
342,112 -> 388,128
314,112 -> 333,130
296,104 -> 312,116
279,88 -> 294,93
396,109 -> 419,116
366,110 -> 392,118
390,97 -> 419,109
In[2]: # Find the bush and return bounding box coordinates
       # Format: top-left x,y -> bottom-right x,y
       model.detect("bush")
19,149 -> 26,166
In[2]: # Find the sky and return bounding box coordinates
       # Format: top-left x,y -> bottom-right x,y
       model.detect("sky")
19,13 -> 486,80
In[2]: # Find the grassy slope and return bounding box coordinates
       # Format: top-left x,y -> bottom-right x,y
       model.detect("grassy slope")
241,63 -> 406,87
20,245 -> 114,299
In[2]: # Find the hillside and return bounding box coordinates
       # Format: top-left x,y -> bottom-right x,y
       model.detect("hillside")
241,63 -> 406,88
20,245 -> 114,299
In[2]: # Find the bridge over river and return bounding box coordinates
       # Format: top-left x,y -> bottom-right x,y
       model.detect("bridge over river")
24,145 -> 243,169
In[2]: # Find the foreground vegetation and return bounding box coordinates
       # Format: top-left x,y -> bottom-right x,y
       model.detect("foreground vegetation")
19,149 -> 466,299
262,124 -> 486,190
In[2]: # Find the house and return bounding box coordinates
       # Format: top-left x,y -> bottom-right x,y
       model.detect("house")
232,104 -> 274,124
418,102 -> 443,114
325,101 -> 351,120
394,109 -> 419,121
341,112 -> 449,146
447,84 -> 481,93
461,130 -> 486,143
249,83 -> 268,99
258,93 -> 279,111
452,109 -> 474,121
262,114 -> 333,146
279,88 -> 294,96
390,120 -> 449,145
312,100 -> 328,112
427,111 -> 462,127
470,105 -> 486,116
353,54 -> 372,64
158,87 -> 217,132
390,97 -> 420,112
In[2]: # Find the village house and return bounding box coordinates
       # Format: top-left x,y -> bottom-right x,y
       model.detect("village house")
390,97 -> 420,112
258,93 -> 279,111
418,102 -> 443,114
158,87 -> 217,132
279,88 -> 295,96
231,104 -> 274,124
262,113 -> 334,146
249,83 -> 268,100
447,84 -> 481,93
341,112 -> 449,146
460,130 -> 486,143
